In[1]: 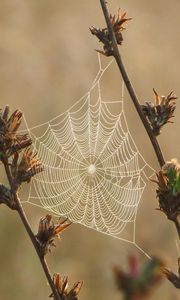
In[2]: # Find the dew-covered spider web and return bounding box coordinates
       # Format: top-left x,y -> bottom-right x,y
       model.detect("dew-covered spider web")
22,55 -> 155,255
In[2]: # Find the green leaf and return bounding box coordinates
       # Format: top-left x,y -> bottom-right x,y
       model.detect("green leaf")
167,168 -> 176,184
175,173 -> 180,193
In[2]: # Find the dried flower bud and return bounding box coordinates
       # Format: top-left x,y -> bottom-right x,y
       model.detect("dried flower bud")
67,282 -> 83,300
162,158 -> 180,175
6,109 -> 22,135
113,256 -> 164,299
152,159 -> 180,220
90,9 -> 131,56
0,106 -> 32,160
36,215 -> 71,256
0,105 -> 10,123
0,108 -> 22,147
50,273 -> 83,300
12,148 -> 44,185
142,89 -> 177,136
7,134 -> 32,157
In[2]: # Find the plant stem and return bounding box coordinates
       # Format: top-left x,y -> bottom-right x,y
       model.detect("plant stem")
99,0 -> 165,168
99,1 -> 180,244
174,215 -> 180,239
2,158 -> 62,300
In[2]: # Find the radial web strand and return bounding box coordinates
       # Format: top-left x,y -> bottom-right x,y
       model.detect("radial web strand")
22,56 -> 155,249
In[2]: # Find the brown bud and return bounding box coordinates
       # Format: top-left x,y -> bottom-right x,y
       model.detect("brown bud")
142,89 -> 177,135
36,215 -> 71,256
50,273 -> 83,300
90,9 -> 131,56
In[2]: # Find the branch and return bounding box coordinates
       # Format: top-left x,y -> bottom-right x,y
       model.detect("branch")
99,0 -> 165,168
2,157 -> 62,300
174,215 -> 180,239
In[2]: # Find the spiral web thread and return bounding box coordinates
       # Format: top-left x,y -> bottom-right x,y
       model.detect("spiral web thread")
23,56 -> 155,257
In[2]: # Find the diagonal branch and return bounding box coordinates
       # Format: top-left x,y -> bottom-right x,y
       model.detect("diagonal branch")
2,157 -> 62,300
99,2 -> 180,289
99,0 -> 165,168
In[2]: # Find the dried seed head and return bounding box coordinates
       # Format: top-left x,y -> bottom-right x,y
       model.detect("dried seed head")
90,9 -> 131,56
110,9 -> 132,33
0,106 -> 32,160
152,159 -> 180,220
1,105 -> 10,123
36,215 -> 71,256
0,109 -> 22,146
7,134 -> 32,157
162,158 -> 180,174
6,110 -> 22,134
13,148 -> 44,184
142,89 -> 177,136
50,273 -> 83,300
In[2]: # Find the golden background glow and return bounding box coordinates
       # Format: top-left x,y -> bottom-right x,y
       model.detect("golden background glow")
0,1 -> 180,299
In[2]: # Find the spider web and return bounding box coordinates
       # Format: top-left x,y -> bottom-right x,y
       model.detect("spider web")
22,55 -> 155,255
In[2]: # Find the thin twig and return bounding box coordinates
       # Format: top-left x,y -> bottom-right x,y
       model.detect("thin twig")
99,1 -> 180,244
174,215 -> 180,239
99,0 -> 165,168
2,157 -> 62,300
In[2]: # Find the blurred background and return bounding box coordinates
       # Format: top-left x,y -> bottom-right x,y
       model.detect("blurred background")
0,0 -> 180,299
